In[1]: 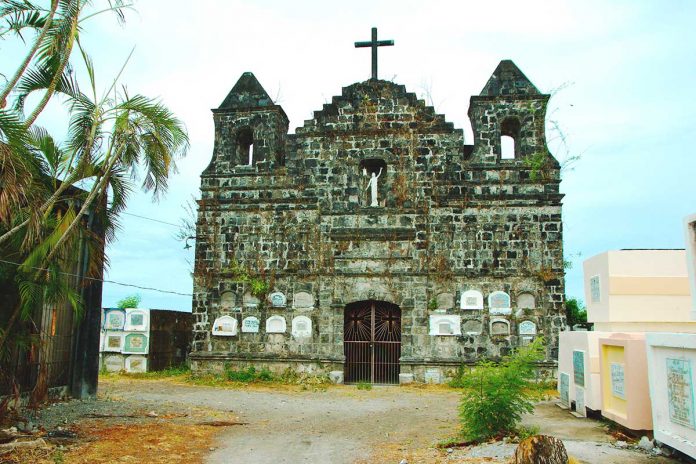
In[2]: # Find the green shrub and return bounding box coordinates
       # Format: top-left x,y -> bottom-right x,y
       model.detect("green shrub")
356,381 -> 372,390
458,337 -> 545,442
224,365 -> 276,383
116,294 -> 141,309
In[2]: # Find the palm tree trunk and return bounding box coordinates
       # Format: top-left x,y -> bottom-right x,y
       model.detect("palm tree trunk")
0,302 -> 22,356
0,0 -> 59,107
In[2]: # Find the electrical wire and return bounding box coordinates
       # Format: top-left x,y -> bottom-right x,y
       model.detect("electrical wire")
121,211 -> 182,228
0,258 -> 193,297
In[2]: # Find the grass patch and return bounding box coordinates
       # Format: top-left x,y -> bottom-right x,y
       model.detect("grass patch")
356,381 -> 372,390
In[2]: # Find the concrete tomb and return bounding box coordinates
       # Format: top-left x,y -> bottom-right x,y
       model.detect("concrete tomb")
436,292 -> 455,310
220,291 -> 237,310
125,355 -> 148,373
243,292 -> 260,308
102,354 -> 125,373
462,320 -> 483,335
124,308 -> 149,332
559,372 -> 570,407
123,333 -> 149,354
104,308 -> 126,330
490,318 -> 510,336
292,292 -> 314,310
104,332 -> 124,352
517,292 -> 536,309
212,315 -> 238,336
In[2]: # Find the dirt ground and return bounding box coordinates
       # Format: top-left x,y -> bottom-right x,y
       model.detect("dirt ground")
0,377 -> 683,464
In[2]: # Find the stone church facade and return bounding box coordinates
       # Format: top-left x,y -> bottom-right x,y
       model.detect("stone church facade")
190,60 -> 565,383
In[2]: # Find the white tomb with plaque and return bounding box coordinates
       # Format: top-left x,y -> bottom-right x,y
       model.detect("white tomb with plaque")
103,331 -> 124,352
429,315 -> 461,336
104,309 -> 126,330
266,315 -> 287,334
488,291 -> 511,315
241,316 -> 260,333
124,308 -> 150,331
292,292 -> 314,310
269,292 -> 287,308
460,290 -> 484,310
291,316 -> 312,338
211,315 -> 238,336
102,354 -> 125,372
125,355 -> 148,373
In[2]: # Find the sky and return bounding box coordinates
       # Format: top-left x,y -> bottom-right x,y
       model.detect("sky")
4,0 -> 696,311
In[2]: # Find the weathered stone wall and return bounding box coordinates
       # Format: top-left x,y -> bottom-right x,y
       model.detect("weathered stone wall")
191,63 -> 566,382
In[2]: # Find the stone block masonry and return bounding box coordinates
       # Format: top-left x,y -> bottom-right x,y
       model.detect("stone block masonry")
191,61 -> 566,383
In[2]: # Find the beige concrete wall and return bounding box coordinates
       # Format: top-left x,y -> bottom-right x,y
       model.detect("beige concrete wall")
558,331 -> 610,412
685,214 -> 696,319
584,250 -> 692,325
594,321 -> 696,333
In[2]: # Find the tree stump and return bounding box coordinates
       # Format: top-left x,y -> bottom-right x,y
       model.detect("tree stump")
513,435 -> 568,464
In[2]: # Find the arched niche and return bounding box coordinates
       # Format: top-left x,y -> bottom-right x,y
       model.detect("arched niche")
124,308 -> 149,331
517,292 -> 536,309
266,315 -> 287,334
488,291 -> 511,315
291,316 -> 312,338
429,315 -> 462,336
460,290 -> 484,310
212,315 -> 238,336
490,318 -> 510,336
220,291 -> 237,310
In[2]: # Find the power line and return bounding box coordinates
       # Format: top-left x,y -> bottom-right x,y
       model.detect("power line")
0,258 -> 193,297
121,211 -> 182,228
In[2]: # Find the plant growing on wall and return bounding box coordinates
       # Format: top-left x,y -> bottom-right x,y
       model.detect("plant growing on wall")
457,337 -> 545,442
116,294 -> 141,309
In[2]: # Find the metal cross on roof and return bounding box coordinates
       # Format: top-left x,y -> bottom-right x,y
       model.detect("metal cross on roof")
354,27 -> 394,80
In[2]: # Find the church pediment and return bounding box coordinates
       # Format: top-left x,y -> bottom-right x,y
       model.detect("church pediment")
296,79 -> 458,136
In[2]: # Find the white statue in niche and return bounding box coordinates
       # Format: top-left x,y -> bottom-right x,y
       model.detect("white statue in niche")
364,167 -> 383,207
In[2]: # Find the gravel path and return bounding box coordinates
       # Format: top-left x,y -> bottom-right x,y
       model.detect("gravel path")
32,379 -> 682,464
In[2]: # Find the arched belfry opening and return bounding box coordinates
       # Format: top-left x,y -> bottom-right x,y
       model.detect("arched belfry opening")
235,127 -> 256,165
500,117 -> 521,160
344,300 -> 401,384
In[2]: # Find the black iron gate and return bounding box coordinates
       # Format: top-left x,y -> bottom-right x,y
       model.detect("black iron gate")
344,300 -> 401,384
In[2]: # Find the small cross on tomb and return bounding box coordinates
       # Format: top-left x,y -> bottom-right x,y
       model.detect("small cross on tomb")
354,27 -> 394,80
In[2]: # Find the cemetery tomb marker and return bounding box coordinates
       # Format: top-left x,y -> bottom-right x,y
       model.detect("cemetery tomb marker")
429,315 -> 462,336
610,362 -> 626,399
220,291 -> 236,310
436,292 -> 455,310
124,308 -> 149,331
460,290 -> 484,310
103,354 -> 125,372
575,386 -> 587,417
425,368 -> 442,384
104,332 -> 123,352
518,320 -> 537,335
266,315 -> 287,333
241,316 -> 260,333
559,372 -> 570,407
123,333 -> 149,354
490,319 -> 510,336
293,292 -> 314,309
462,320 -> 482,335
243,292 -> 260,308
488,291 -> 511,315
125,355 -> 148,373
104,309 -> 126,330
291,316 -> 312,338
517,292 -> 536,309
666,357 -> 696,429
590,275 -> 600,303
573,350 -> 585,387
269,291 -> 287,308
212,315 -> 238,336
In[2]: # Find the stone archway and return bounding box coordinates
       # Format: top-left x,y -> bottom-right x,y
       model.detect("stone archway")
343,300 -> 401,384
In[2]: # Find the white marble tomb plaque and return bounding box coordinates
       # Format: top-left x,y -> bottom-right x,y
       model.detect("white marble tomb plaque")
123,333 -> 149,354
610,363 -> 625,399
124,308 -> 149,331
573,350 -> 585,387
489,291 -> 511,315
212,315 -> 238,336
104,332 -> 123,352
575,386 -> 587,417
590,276 -> 601,303
460,290 -> 483,310
269,292 -> 287,308
291,316 -> 312,338
559,372 -> 570,407
425,368 -> 442,384
429,315 -> 461,336
518,320 -> 537,336
293,292 -> 314,309
241,316 -> 260,333
666,358 -> 696,429
266,315 -> 287,333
